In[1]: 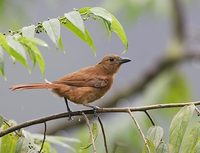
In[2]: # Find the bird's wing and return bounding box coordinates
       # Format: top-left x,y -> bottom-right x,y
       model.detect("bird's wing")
54,78 -> 108,88
53,67 -> 109,88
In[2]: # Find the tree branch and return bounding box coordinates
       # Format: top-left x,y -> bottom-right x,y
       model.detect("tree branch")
98,117 -> 108,153
39,122 -> 47,153
171,0 -> 186,42
1,100 -> 200,138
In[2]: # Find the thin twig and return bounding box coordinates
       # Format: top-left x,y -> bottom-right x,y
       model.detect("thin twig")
82,112 -> 96,153
172,0 -> 186,41
39,122 -> 47,153
1,101 -> 200,137
98,116 -> 108,153
195,106 -> 200,116
144,111 -> 155,126
127,109 -> 150,153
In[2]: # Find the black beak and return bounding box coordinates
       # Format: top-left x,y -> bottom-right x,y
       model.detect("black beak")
119,58 -> 131,64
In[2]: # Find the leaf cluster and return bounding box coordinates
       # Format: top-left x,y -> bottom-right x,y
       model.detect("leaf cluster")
0,7 -> 128,78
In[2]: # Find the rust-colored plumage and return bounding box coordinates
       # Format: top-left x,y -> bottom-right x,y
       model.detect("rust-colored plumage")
11,54 -> 131,115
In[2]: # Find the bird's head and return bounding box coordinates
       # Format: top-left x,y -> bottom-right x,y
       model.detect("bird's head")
98,54 -> 131,75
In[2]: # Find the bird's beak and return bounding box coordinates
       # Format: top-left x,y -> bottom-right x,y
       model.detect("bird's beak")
119,58 -> 131,64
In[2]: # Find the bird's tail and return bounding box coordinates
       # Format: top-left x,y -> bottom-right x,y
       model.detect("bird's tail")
10,83 -> 63,91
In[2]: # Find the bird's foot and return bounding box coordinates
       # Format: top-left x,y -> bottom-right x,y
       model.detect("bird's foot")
68,110 -> 73,120
83,104 -> 100,117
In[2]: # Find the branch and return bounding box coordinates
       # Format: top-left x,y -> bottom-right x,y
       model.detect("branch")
98,117 -> 108,153
39,122 -> 47,153
144,111 -> 155,126
171,0 -> 186,42
127,109 -> 151,153
1,100 -> 200,138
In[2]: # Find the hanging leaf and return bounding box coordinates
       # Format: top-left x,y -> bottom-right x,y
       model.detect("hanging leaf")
22,25 -> 36,38
0,122 -> 19,153
15,137 -> 40,153
61,20 -> 95,54
110,15 -> 128,52
80,122 -> 98,150
65,11 -> 85,34
0,46 -> 5,77
146,126 -> 164,148
33,134 -> 80,153
18,37 -> 45,75
157,142 -> 169,153
180,126 -> 200,153
20,37 -> 48,47
6,35 -> 27,60
79,7 -> 91,15
0,33 -> 28,68
0,115 -> 4,127
143,139 -> 156,153
89,7 -> 128,52
58,37 -> 65,52
43,19 -> 60,46
90,7 -> 112,22
41,142 -> 57,153
169,104 -> 195,153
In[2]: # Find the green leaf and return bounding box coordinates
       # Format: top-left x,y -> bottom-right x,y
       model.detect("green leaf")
110,15 -> 128,52
0,115 -> 3,127
18,37 -> 45,75
194,142 -> 200,153
146,126 -> 164,148
58,37 -> 65,52
20,37 -> 48,47
15,137 -> 40,153
157,142 -> 169,153
0,34 -> 28,68
144,70 -> 191,104
143,139 -> 156,153
0,46 -> 5,77
42,142 -> 57,153
180,126 -> 200,153
61,20 -> 96,54
33,134 -> 79,153
42,18 -> 61,47
65,11 -> 85,34
6,36 -> 27,60
79,7 -> 91,15
169,104 -> 195,153
103,19 -> 112,36
0,123 -> 19,153
89,7 -> 128,52
80,122 -> 98,150
22,25 -> 36,38
90,7 -> 112,22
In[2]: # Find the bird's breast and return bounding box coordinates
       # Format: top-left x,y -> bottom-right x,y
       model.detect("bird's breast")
66,86 -> 110,104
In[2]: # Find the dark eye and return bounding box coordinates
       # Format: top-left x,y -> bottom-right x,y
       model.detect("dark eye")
109,57 -> 114,62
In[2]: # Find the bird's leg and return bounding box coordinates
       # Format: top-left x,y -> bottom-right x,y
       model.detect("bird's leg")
64,97 -> 72,120
83,104 -> 100,117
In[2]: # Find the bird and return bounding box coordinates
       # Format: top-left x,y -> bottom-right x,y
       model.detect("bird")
11,54 -> 131,119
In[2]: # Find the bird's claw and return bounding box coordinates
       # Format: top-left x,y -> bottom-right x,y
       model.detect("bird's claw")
92,106 -> 100,118
68,111 -> 73,120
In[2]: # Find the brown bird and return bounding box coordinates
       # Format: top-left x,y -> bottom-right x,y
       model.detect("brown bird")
11,54 -> 131,118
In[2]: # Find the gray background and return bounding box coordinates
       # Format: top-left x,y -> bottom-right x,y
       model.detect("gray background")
0,0 -> 200,136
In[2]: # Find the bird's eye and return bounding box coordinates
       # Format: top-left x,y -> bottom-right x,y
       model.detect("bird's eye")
109,58 -> 114,62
